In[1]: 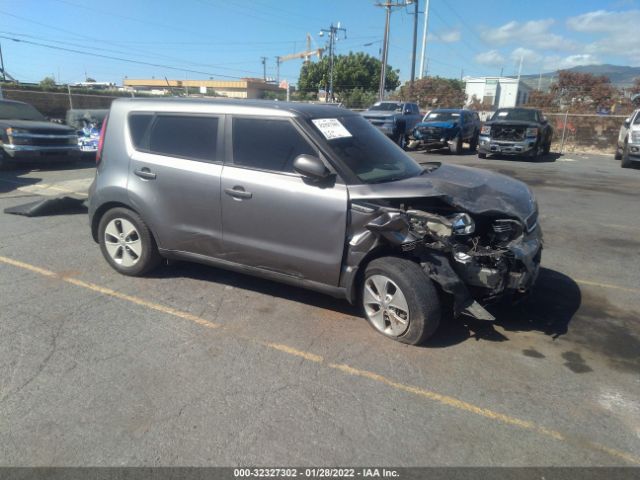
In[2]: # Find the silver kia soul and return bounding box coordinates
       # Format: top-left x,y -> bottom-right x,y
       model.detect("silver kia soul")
89,98 -> 542,345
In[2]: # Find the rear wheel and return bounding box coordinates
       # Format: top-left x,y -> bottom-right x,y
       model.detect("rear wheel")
362,257 -> 441,345
614,147 -> 622,160
98,207 -> 162,276
530,144 -> 541,162
478,152 -> 487,159
469,132 -> 479,151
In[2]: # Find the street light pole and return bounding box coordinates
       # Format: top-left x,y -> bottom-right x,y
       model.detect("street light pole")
376,2 -> 408,100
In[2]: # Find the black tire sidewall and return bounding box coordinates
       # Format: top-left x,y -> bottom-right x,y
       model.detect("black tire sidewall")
362,257 -> 441,345
98,207 -> 160,276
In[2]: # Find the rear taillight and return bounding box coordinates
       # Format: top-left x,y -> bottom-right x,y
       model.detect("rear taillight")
96,113 -> 109,165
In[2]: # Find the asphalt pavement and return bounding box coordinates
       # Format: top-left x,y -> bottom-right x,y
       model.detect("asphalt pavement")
0,151 -> 639,467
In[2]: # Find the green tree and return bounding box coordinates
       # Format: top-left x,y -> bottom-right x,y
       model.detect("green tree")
39,76 -> 57,90
341,87 -> 378,109
396,76 -> 466,110
298,51 -> 399,101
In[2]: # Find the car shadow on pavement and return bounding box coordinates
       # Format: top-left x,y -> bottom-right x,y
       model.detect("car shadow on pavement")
0,167 -> 42,195
425,268 -> 581,348
151,261 -> 361,317
479,152 -> 563,163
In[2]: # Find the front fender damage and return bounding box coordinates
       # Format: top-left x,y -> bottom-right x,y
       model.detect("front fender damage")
342,199 -> 542,322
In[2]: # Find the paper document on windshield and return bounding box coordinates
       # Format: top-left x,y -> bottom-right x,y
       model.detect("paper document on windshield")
312,118 -> 352,140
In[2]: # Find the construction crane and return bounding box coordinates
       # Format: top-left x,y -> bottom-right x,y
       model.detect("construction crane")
275,34 -> 324,82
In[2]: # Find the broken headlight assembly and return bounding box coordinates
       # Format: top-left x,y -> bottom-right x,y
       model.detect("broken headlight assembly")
451,213 -> 475,236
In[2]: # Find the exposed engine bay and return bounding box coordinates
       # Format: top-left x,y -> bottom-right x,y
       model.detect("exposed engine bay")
344,194 -> 542,322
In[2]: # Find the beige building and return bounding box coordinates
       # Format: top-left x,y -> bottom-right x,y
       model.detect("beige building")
122,78 -> 284,99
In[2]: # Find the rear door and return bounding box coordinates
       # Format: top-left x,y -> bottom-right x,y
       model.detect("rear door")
220,116 -> 348,286
127,112 -> 225,257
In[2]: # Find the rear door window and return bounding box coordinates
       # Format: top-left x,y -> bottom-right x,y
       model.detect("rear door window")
231,117 -> 316,173
148,115 -> 219,162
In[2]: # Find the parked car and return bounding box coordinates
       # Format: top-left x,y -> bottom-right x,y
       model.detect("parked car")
0,99 -> 80,169
618,109 -> 640,168
615,109 -> 639,160
66,109 -> 108,154
89,98 -> 542,345
360,101 -> 422,149
408,109 -> 481,154
478,108 -> 553,161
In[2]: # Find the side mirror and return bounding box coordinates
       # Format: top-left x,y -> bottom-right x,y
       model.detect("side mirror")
293,154 -> 331,181
624,118 -> 631,128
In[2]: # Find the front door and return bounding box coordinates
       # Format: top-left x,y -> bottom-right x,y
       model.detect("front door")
220,116 -> 348,286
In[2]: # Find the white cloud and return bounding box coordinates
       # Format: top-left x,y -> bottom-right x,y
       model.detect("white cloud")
480,19 -> 574,50
542,54 -> 602,71
566,9 -> 640,64
429,29 -> 461,43
510,47 -> 542,65
475,50 -> 506,67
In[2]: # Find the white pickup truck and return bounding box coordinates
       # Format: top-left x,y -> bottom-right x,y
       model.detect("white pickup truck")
616,109 -> 640,168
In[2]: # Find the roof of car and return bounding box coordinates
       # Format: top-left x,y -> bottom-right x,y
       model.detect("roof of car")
112,97 -> 355,119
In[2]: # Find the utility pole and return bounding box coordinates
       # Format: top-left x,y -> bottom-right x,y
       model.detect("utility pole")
376,1 -> 406,100
276,57 -> 281,83
260,57 -> 267,81
0,40 -> 6,82
419,0 -> 430,78
319,23 -> 346,102
409,0 -> 418,97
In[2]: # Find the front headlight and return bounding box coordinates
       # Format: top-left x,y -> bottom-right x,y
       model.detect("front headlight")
450,213 -> 475,235
526,127 -> 539,137
480,125 -> 491,135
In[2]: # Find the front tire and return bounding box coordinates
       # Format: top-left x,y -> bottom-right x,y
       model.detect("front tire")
621,142 -> 633,168
449,136 -> 462,154
469,132 -> 479,151
362,257 -> 441,345
478,152 -> 487,159
98,207 -> 162,276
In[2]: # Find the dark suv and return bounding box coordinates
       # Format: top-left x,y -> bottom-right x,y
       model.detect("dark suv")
89,98 -> 542,345
0,99 -> 80,168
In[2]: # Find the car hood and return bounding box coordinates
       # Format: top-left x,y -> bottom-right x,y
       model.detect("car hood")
414,121 -> 457,129
0,119 -> 76,132
485,120 -> 539,127
361,111 -> 396,119
348,163 -> 535,222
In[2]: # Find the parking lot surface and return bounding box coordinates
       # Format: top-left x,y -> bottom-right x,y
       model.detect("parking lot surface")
1,152 -> 639,466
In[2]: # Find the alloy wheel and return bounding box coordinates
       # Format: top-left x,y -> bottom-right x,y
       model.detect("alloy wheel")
103,218 -> 142,267
363,274 -> 410,337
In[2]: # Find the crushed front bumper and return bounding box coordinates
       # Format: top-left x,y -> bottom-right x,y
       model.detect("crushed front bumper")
478,136 -> 536,156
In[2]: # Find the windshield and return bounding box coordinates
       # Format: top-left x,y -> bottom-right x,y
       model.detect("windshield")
491,109 -> 537,122
369,102 -> 401,111
309,115 -> 424,184
0,102 -> 46,121
423,111 -> 460,122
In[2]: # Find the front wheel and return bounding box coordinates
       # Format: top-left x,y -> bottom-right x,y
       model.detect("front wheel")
98,207 -> 162,276
621,142 -> 634,168
449,136 -> 462,154
469,132 -> 479,151
478,152 -> 487,159
395,133 -> 408,150
362,257 -> 441,345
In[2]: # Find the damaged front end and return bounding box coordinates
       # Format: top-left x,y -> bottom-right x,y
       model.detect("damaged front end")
343,196 -> 542,321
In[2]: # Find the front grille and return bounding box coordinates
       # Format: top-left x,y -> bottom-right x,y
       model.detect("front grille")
417,126 -> 443,140
492,125 -> 526,141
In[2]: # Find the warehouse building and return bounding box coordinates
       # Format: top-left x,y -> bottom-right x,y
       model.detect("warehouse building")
122,78 -> 284,99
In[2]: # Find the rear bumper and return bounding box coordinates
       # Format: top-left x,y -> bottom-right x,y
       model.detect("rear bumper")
2,145 -> 81,162
478,136 -> 536,156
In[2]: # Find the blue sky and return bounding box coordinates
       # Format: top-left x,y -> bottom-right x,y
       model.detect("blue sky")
0,0 -> 638,87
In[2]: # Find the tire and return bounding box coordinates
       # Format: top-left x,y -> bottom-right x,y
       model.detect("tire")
396,133 -> 408,150
449,136 -> 462,154
469,132 -> 479,152
361,257 -> 441,345
529,144 -> 541,162
98,207 -> 162,276
478,152 -> 487,159
0,152 -> 12,171
543,138 -> 551,155
621,142 -> 633,169
614,147 -> 622,160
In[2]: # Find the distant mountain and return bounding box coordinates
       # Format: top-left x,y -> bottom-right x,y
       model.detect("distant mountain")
521,64 -> 640,90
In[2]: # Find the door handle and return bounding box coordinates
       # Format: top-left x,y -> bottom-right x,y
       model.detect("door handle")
134,168 -> 157,180
224,187 -> 252,200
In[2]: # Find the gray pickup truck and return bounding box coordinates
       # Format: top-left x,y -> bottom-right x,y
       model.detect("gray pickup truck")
361,101 -> 422,149
0,99 -> 80,169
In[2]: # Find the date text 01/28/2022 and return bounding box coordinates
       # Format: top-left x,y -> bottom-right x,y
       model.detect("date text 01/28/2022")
233,468 -> 399,478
